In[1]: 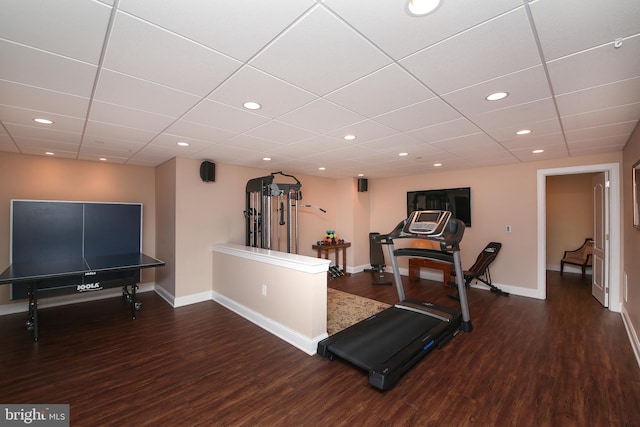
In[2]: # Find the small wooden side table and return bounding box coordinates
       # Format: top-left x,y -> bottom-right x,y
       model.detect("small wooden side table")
408,258 -> 451,287
312,242 -> 351,275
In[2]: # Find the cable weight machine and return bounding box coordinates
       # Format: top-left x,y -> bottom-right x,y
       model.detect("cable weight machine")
244,172 -> 325,254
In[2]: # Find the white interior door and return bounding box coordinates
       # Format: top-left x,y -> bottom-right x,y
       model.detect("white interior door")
592,172 -> 609,307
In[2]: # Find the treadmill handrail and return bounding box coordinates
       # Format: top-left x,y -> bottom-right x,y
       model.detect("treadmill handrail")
375,217 -> 464,252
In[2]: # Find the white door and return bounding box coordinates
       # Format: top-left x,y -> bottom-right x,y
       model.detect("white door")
592,172 -> 609,307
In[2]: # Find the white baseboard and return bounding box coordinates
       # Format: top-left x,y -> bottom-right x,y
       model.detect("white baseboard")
622,305 -> 640,369
547,264 -> 592,275
212,290 -> 324,356
0,284 -> 155,316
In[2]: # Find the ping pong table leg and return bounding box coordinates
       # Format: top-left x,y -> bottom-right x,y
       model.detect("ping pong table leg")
27,284 -> 39,341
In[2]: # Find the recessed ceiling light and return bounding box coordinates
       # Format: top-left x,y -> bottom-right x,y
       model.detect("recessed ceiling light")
405,0 -> 442,16
399,152 -> 409,157
486,92 -> 508,101
344,135 -> 356,141
177,141 -> 189,147
243,101 -> 261,110
433,163 -> 442,167
33,118 -> 54,124
532,149 -> 544,154
99,157 -> 107,161
516,129 -> 532,135
263,157 -> 271,161
357,173 -> 365,177
319,167 -> 326,171
45,152 -> 54,156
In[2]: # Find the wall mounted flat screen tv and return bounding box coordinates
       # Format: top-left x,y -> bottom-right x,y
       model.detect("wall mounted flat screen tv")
407,187 -> 471,227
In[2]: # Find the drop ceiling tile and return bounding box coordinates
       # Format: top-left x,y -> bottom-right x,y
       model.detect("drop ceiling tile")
84,120 -> 157,144
89,101 -> 176,133
530,0 -> 640,61
470,98 -> 558,131
323,0 -> 522,59
485,118 -> 563,142
555,77 -> 640,116
1,0 -> 112,64
431,133 -> 499,153
568,135 -> 628,155
244,120 -> 317,144
0,106 -> 86,134
5,123 -> 81,144
326,64 -> 435,118
0,40 -> 97,97
118,0 -> 315,61
79,141 -> 143,158
442,66 -> 551,115
220,134 -> 285,152
564,121 -> 637,143
250,6 -> 391,96
163,120 -> 237,144
149,134 -> 215,152
0,81 -> 90,119
561,104 -> 640,131
18,146 -> 78,159
104,12 -> 242,97
77,153 -> 128,164
94,70 -> 201,117
400,7 -> 540,95
500,132 -> 566,150
373,97 -> 461,133
277,99 -> 366,134
209,66 -> 317,118
508,145 -> 569,162
470,153 -> 520,167
407,118 -> 482,143
547,35 -> 640,96
326,120 -> 398,143
14,137 -> 79,152
569,134 -> 630,149
359,134 -> 424,154
182,99 -> 270,133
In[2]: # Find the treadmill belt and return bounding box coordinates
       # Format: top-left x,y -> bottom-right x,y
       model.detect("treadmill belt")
328,307 -> 442,371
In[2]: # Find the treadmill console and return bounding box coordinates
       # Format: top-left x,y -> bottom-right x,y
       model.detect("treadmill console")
403,210 -> 452,237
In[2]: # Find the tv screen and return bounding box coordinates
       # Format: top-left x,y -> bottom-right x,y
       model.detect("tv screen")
407,187 -> 471,227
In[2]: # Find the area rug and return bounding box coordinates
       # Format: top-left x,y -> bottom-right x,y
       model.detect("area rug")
327,288 -> 390,335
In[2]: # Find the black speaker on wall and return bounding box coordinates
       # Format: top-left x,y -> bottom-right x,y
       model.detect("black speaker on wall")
357,178 -> 368,192
200,161 -> 215,182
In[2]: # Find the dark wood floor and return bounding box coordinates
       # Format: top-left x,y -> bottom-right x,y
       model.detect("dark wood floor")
1,271 -> 639,426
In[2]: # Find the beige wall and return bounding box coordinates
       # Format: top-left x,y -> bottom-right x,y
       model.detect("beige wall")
0,152 -> 156,306
623,123 -> 640,340
155,158 -> 177,297
369,152 -> 620,292
546,173 -> 595,268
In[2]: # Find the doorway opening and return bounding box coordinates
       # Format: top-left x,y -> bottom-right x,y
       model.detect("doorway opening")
536,163 -> 621,313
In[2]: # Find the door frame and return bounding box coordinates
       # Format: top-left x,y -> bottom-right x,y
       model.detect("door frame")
536,162 -> 621,312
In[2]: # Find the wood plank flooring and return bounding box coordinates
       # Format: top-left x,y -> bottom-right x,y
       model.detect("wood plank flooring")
1,271 -> 639,426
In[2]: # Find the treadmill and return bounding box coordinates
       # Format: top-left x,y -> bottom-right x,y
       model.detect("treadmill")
317,210 -> 472,390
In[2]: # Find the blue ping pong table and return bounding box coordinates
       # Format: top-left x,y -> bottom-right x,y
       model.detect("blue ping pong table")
0,252 -> 164,341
